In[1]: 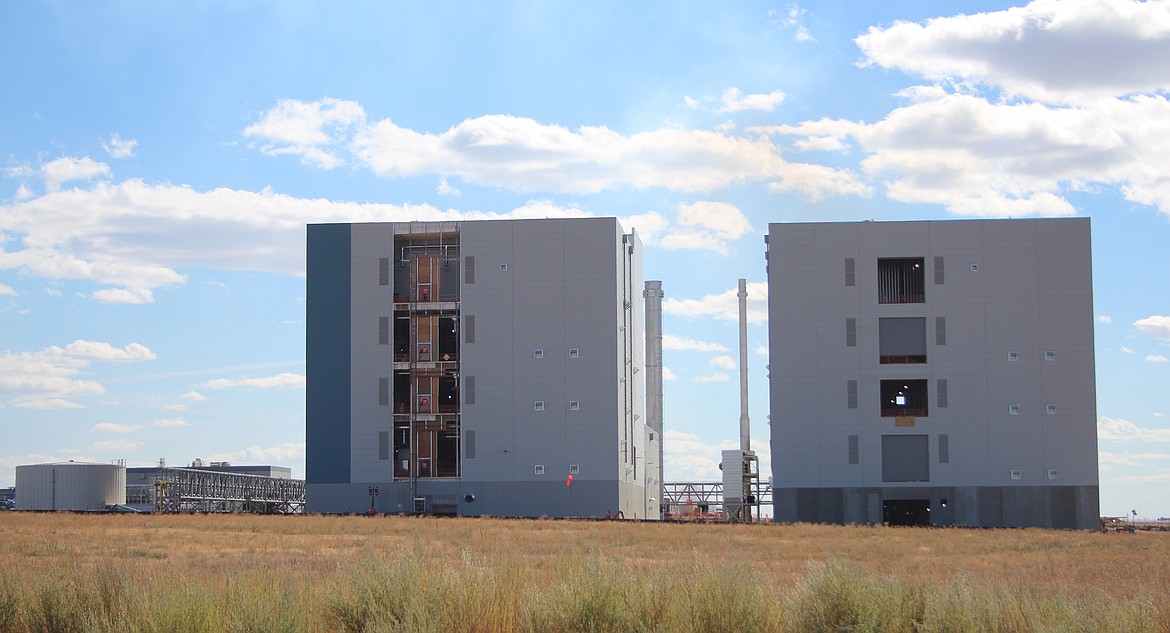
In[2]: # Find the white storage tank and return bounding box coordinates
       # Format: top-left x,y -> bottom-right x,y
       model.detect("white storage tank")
15,461 -> 126,511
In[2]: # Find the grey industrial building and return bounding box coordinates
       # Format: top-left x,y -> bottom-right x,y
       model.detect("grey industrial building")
766,218 -> 1099,529
306,218 -> 659,518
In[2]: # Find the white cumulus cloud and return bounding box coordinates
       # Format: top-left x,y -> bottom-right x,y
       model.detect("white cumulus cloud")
658,201 -> 753,255
710,355 -> 736,369
92,422 -> 137,433
153,417 -> 189,428
208,442 -> 306,465
663,281 -> 768,323
101,134 -> 138,159
203,372 -> 306,389
661,334 -> 728,352
245,98 -> 867,198
0,340 -> 155,409
41,156 -> 111,193
718,88 -> 786,113
1135,315 -> 1170,340
1099,416 -> 1170,442
88,440 -> 137,452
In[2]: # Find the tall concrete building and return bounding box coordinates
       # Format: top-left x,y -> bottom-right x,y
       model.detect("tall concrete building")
766,218 -> 1098,529
306,218 -> 658,518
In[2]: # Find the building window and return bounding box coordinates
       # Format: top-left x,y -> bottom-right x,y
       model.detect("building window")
379,316 -> 390,345
878,258 -> 925,304
1010,470 -> 1022,480
938,434 -> 949,464
569,348 -> 580,359
569,401 -> 580,411
848,435 -> 859,464
533,348 -> 544,359
500,263 -> 508,271
379,377 -> 389,406
464,315 -> 475,344
937,379 -> 948,408
464,256 -> 475,284
1046,404 -> 1057,414
534,465 -> 544,475
379,431 -> 389,460
847,380 -> 858,409
379,257 -> 390,286
970,263 -> 979,272
933,256 -> 945,285
935,317 -> 947,346
534,401 -> 545,411
880,379 -> 928,417
1009,404 -> 1020,415
845,258 -> 855,287
1008,351 -> 1019,361
846,318 -> 857,347
570,464 -> 580,475
1044,350 -> 1055,361
879,317 -> 926,364
1048,469 -> 1058,480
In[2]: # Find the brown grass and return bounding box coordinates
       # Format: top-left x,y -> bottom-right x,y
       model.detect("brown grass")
0,512 -> 1167,632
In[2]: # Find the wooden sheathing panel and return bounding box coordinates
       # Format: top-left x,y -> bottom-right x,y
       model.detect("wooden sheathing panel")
895,416 -> 916,427
414,256 -> 437,302
416,316 -> 435,361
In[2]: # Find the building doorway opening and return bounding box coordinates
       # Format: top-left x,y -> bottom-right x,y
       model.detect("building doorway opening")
883,499 -> 930,526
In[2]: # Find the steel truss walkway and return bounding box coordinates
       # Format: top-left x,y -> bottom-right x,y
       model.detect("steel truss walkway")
662,481 -> 773,518
128,468 -> 305,514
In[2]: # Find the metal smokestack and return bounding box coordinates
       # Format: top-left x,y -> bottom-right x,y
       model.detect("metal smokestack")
643,280 -> 665,514
738,278 -> 749,452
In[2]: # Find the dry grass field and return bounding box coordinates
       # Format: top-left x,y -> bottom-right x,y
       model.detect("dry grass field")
0,512 -> 1167,632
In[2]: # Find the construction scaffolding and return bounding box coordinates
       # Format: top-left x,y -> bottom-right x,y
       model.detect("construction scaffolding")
127,468 -> 305,514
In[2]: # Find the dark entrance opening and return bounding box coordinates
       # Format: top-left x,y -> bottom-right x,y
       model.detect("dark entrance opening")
883,499 -> 930,526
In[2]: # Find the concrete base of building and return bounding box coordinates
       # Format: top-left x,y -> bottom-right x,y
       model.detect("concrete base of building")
774,485 -> 1099,530
307,479 -> 657,519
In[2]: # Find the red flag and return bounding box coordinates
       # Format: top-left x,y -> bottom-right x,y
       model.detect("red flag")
566,474 -> 573,487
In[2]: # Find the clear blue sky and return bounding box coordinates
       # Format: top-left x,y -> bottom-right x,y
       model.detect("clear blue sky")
2,1 -> 1167,519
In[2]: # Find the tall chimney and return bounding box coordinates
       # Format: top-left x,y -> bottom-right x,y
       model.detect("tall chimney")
644,280 -> 665,511
738,278 -> 750,452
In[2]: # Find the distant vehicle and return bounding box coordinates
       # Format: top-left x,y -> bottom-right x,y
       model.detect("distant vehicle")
0,499 -> 13,510
104,504 -> 141,513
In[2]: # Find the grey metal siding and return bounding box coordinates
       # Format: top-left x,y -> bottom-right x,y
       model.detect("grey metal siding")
767,219 -> 1098,528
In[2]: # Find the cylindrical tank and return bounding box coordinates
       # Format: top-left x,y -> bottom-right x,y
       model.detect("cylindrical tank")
15,462 -> 126,511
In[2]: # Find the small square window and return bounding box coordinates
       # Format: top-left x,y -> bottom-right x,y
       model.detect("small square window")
569,464 -> 580,475
569,401 -> 580,411
970,263 -> 979,272
500,263 -> 508,271
1046,404 -> 1056,414
1010,469 -> 1022,480
534,464 -> 544,475
533,348 -> 544,359
1008,351 -> 1019,361
1044,350 -> 1055,361
1009,404 -> 1020,415
569,348 -> 580,359
1048,469 -> 1058,480
534,401 -> 545,411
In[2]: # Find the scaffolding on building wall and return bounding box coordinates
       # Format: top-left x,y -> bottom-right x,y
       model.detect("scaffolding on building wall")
127,468 -> 305,514
392,222 -> 462,512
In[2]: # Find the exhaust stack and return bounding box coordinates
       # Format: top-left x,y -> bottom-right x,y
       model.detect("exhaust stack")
738,278 -> 750,452
644,280 -> 665,516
